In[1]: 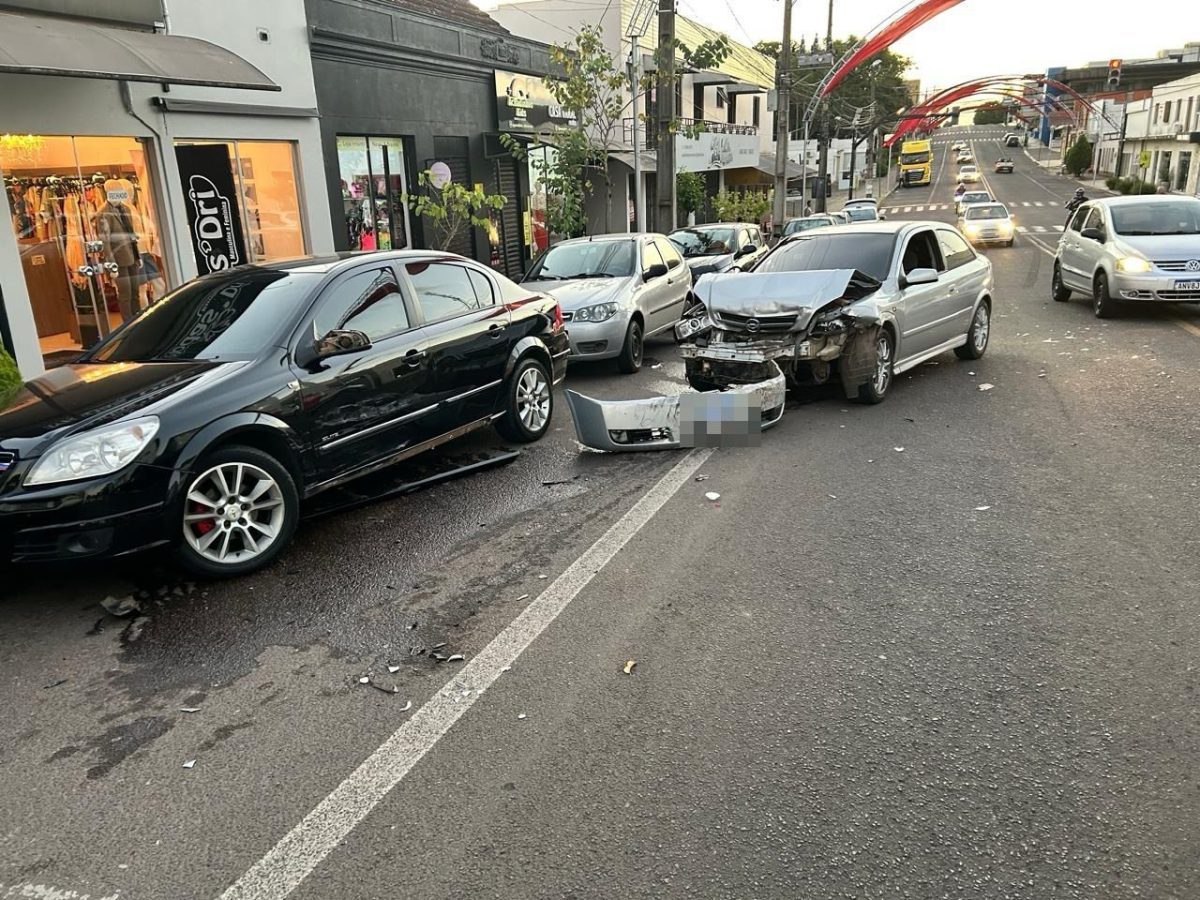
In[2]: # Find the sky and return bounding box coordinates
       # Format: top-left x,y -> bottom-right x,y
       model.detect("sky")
476,0 -> 1194,96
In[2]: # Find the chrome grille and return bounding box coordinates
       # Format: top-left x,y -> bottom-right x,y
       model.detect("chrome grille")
713,311 -> 796,334
1154,260 -> 1200,272
1157,289 -> 1200,300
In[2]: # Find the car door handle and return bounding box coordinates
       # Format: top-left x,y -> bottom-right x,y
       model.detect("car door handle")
487,323 -> 505,339
403,349 -> 426,367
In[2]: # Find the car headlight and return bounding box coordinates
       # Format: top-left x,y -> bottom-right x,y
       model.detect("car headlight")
963,223 -> 980,234
26,416 -> 160,486
1115,256 -> 1152,274
574,302 -> 619,323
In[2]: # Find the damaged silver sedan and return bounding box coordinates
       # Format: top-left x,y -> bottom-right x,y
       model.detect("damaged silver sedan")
677,222 -> 995,404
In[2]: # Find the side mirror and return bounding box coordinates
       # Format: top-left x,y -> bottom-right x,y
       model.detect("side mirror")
303,329 -> 372,367
1080,227 -> 1105,242
901,268 -> 939,288
643,262 -> 669,281
735,244 -> 756,258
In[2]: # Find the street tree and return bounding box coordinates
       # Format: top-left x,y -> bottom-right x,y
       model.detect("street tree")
676,170 -> 706,223
972,103 -> 1009,125
0,348 -> 19,407
1063,134 -> 1093,177
403,170 -> 507,253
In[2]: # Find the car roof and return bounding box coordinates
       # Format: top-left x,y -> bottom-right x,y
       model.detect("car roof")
1091,194 -> 1200,208
671,222 -> 757,231
556,233 -> 656,245
256,249 -> 487,276
793,221 -> 937,237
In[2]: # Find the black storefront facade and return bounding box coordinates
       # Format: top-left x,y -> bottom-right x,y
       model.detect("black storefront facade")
306,0 -> 563,280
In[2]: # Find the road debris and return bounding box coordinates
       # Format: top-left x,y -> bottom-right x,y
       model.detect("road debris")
974,506 -> 992,512
388,665 -> 401,674
446,654 -> 465,663
623,660 -> 637,675
183,759 -> 196,769
401,700 -> 413,712
123,616 -> 150,642
501,665 -> 512,673
705,492 -> 721,502
180,707 -> 201,714
694,474 -> 710,482
86,617 -> 106,636
968,371 -> 976,376
978,383 -> 995,392
894,447 -> 905,453
541,477 -> 577,486
514,594 -> 530,603
101,594 -> 140,617
537,574 -> 548,580
368,681 -> 400,695
518,713 -> 527,720
43,678 -> 68,689
432,642 -> 447,650
650,363 -> 663,369
358,676 -> 370,684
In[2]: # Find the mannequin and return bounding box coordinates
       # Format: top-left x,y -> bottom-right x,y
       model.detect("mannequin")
96,178 -> 140,322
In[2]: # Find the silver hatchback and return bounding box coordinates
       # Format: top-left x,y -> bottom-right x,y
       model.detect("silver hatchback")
1052,196 -> 1200,318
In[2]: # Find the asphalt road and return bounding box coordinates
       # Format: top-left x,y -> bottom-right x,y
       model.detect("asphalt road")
3,126 -> 1200,900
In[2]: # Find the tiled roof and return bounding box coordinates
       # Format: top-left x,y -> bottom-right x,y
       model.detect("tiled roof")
382,0 -> 509,33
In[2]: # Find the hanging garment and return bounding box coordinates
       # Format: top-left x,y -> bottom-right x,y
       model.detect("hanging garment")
121,177 -> 158,255
64,194 -> 87,287
96,201 -> 139,268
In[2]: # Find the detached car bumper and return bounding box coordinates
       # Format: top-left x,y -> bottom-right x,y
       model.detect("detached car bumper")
1111,271 -> 1200,302
0,463 -> 175,564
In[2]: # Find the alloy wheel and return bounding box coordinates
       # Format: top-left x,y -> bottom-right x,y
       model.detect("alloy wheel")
874,334 -> 893,395
971,304 -> 990,352
183,462 -> 286,565
516,366 -> 550,432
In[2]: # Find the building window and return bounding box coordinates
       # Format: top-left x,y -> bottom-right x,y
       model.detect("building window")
1187,97 -> 1195,130
1153,104 -> 1160,124
336,136 -> 411,252
716,88 -> 725,110
1164,100 -> 1172,123
175,139 -> 306,265
2,134 -> 167,360
753,96 -> 761,127
1177,151 -> 1191,191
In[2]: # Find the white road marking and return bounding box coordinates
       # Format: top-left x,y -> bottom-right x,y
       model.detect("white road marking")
1052,225 -> 1064,232
915,205 -> 925,212
903,206 -> 913,213
1022,201 -> 1032,206
1174,317 -> 1200,340
1032,225 -> 1047,233
219,447 -> 716,900
0,885 -> 119,900
1035,201 -> 1045,207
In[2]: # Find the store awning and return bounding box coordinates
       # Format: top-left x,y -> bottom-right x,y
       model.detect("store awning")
0,11 -> 280,91
755,153 -> 812,180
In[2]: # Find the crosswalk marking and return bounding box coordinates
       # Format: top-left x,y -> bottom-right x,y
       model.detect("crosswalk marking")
915,205 -> 926,211
1034,201 -> 1045,207
903,206 -> 913,213
1022,201 -> 1032,206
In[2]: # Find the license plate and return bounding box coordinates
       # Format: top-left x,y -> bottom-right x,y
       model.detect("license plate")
1174,280 -> 1200,290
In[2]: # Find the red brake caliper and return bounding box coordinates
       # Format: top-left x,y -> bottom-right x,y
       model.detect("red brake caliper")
192,501 -> 216,535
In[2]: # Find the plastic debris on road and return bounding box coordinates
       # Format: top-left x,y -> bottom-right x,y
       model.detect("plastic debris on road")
183,759 -> 196,769
101,594 -> 140,617
446,654 -> 465,663
401,700 -> 413,712
180,707 -> 201,713
695,474 -> 710,482
388,665 -> 401,674
978,383 -> 994,392
358,676 -> 370,684
974,505 -> 992,511
42,678 -> 68,689
705,492 -> 721,502
369,681 -> 400,695
894,447 -> 905,453
623,660 -> 637,675
514,594 -> 530,602
518,713 -> 527,720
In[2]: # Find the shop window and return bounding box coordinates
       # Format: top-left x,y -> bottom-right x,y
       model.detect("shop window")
336,136 -> 411,252
2,134 -> 166,361
174,139 -> 306,270
1177,152 -> 1191,191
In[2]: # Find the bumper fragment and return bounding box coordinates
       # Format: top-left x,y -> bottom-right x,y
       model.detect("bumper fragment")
564,362 -> 787,452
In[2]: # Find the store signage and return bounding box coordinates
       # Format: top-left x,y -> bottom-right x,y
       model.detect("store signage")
481,38 -> 521,66
175,144 -> 247,275
676,131 -> 760,173
105,187 -> 130,203
495,70 -> 578,135
429,162 -> 452,189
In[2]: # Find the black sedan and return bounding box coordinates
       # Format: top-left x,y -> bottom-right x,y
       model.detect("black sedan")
668,223 -> 768,277
0,251 -> 568,577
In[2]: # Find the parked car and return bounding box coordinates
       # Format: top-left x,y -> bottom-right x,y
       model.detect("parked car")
676,222 -> 994,403
522,234 -> 689,373
782,215 -> 836,236
994,158 -> 1015,174
1005,135 -> 1022,148
0,252 -> 568,576
668,223 -> 768,278
960,202 -> 1016,247
956,189 -> 993,216
959,164 -> 981,184
1052,195 -> 1200,318
829,211 -> 852,225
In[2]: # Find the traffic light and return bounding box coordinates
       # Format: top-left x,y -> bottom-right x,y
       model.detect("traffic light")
1107,58 -> 1122,89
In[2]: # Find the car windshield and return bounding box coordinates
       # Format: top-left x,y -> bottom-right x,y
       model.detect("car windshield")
962,193 -> 992,204
899,151 -> 930,165
965,205 -> 1009,220
84,269 -> 322,363
756,233 -> 897,282
1109,201 -> 1200,236
845,207 -> 878,221
784,218 -> 831,235
960,167 -> 977,174
669,228 -> 736,257
527,241 -> 636,279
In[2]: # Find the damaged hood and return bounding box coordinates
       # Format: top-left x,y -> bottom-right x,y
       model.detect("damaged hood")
694,269 -> 879,331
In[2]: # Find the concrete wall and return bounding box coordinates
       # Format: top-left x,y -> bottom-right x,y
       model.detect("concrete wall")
0,0 -> 332,376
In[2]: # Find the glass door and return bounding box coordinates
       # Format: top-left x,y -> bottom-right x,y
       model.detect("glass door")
335,136 -> 411,252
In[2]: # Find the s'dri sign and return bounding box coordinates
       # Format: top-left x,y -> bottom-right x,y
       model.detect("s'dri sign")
176,144 -> 248,275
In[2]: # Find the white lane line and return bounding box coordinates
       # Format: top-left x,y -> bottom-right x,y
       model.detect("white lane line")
219,447 -> 716,900
1016,226 -> 1028,233
1052,225 -> 1064,232
0,885 -> 119,900
1035,201 -> 1045,207
1022,201 -> 1032,207
1174,317 -> 1200,340
1032,225 -> 1047,233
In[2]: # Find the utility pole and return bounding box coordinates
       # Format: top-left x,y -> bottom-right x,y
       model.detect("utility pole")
629,36 -> 644,231
1115,89 -> 1130,177
771,0 -> 794,237
816,0 -> 833,212
654,0 -> 676,234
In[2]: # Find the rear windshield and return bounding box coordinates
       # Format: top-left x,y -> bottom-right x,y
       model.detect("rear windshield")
1109,200 -> 1200,236
756,233 -> 896,282
783,218 -> 831,235
845,207 -> 878,222
962,193 -> 991,203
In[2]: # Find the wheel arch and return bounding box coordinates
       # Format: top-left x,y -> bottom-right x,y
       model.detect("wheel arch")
170,414 -> 309,505
504,336 -> 553,380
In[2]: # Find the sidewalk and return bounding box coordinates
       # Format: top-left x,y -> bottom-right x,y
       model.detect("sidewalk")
1022,143 -> 1118,196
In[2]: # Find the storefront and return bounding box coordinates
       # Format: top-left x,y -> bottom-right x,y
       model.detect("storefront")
308,0 -> 561,280
0,0 -> 334,378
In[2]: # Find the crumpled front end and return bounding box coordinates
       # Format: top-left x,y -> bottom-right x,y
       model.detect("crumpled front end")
676,269 -> 883,397
564,363 -> 786,452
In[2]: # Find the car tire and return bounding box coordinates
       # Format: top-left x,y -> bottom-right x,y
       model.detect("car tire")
855,328 -> 895,405
175,445 -> 300,579
1051,262 -> 1072,302
1093,271 -> 1121,319
955,301 -> 991,360
616,318 -> 644,374
1006,237 -> 1015,247
496,355 -> 553,443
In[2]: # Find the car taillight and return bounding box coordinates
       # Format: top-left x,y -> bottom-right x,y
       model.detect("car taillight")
550,302 -> 564,332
